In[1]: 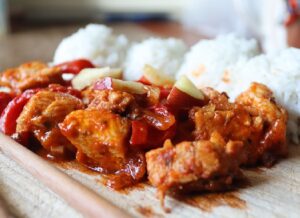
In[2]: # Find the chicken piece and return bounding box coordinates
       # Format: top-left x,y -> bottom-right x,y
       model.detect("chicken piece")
88,90 -> 135,114
146,132 -> 245,209
0,62 -> 64,94
60,109 -> 146,188
16,90 -> 84,155
81,86 -> 101,105
192,84 -> 287,166
236,82 -> 288,166
59,109 -> 130,172
191,87 -> 253,143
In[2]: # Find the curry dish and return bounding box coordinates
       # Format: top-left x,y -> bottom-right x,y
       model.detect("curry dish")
0,60 -> 288,210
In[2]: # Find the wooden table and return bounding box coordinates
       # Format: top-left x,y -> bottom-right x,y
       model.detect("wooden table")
1,21 -> 300,218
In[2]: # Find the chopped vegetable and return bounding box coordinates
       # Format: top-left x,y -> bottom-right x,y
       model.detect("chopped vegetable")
0,89 -> 39,135
72,67 -> 122,90
130,120 -> 148,146
94,77 -> 147,95
166,75 -> 207,110
0,92 -> 13,114
174,75 -> 205,100
56,59 -> 95,74
130,119 -> 176,149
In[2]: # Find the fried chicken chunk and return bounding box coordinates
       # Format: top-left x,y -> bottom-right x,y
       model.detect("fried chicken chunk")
60,109 -> 130,171
60,109 -> 146,188
236,82 -> 288,166
192,83 -> 287,166
16,91 -> 84,155
0,62 -> 64,94
191,87 -> 253,142
146,132 -> 245,208
88,90 -> 135,114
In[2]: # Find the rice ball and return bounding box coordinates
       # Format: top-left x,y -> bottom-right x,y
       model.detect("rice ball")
124,38 -> 187,81
177,34 -> 259,90
53,24 -> 129,67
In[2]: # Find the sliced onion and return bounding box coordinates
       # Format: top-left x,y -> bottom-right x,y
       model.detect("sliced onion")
72,67 -> 122,90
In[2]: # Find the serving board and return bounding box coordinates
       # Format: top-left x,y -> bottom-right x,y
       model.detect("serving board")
0,22 -> 300,218
57,144 -> 300,218
1,143 -> 300,218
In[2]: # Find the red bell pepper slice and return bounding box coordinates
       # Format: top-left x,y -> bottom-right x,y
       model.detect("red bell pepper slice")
0,89 -> 39,135
130,119 -> 176,150
0,92 -> 13,115
137,76 -> 151,85
56,59 -> 95,74
159,87 -> 171,100
149,123 -> 176,146
130,120 -> 149,146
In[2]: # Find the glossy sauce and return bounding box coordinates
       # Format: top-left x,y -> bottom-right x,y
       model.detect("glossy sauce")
176,192 -> 246,212
37,147 -> 249,213
115,182 -> 147,195
135,206 -> 164,218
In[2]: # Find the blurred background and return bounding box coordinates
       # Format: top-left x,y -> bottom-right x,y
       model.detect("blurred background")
0,0 -> 299,70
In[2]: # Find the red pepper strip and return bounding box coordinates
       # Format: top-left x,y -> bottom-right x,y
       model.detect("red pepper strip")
0,89 -> 40,135
48,84 -> 82,99
285,13 -> 300,26
130,120 -> 176,150
159,87 -> 171,100
149,123 -> 176,146
0,92 -> 13,115
56,59 -> 95,74
130,120 -> 148,145
137,76 -> 151,85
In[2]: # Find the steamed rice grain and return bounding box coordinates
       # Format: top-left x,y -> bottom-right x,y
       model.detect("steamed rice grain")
124,38 -> 187,81
177,34 -> 259,89
53,24 -> 129,67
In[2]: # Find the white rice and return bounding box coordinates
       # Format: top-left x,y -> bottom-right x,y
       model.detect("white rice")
124,38 -> 187,81
53,24 -> 129,67
177,34 -> 259,89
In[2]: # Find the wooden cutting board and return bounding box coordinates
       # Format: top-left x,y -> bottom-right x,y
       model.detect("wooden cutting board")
56,145 -> 300,218
1,142 -> 300,218
0,22 -> 300,218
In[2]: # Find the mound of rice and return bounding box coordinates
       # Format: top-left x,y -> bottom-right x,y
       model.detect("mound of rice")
124,38 -> 187,81
177,34 -> 259,89
53,24 -> 129,67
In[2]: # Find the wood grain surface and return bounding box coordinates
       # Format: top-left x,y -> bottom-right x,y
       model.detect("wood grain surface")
57,144 -> 300,218
0,133 -> 132,218
0,21 -> 299,218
